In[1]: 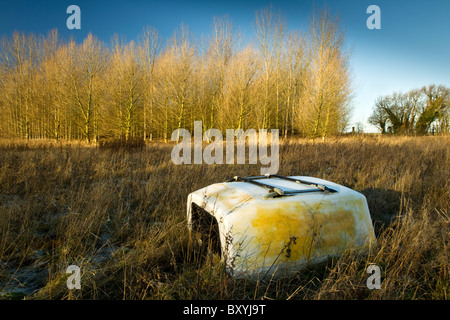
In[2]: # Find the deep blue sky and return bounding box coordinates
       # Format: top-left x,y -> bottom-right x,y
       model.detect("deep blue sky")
1,0 -> 449,132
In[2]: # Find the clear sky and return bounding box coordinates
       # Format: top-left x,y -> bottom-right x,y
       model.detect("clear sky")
1,0 -> 449,132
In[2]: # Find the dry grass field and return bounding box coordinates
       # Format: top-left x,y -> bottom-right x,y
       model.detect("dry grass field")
0,135 -> 448,300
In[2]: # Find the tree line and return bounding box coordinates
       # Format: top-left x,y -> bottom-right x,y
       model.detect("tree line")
368,85 -> 449,135
0,8 -> 353,142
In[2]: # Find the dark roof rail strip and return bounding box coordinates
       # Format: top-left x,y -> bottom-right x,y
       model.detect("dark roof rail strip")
225,174 -> 337,197
268,174 -> 337,193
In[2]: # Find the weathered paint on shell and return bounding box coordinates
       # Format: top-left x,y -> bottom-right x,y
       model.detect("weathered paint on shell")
187,176 -> 376,279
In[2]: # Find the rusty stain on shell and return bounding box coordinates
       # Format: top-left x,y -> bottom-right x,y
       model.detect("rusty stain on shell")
187,176 -> 376,279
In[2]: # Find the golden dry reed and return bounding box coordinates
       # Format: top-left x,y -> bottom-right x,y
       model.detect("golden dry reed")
0,135 -> 448,299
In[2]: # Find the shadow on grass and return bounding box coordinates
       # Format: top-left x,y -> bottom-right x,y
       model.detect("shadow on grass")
359,188 -> 403,236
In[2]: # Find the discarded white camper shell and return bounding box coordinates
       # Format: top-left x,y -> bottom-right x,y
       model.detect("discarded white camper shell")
187,175 -> 376,279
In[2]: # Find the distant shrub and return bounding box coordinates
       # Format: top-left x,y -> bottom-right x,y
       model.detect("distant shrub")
98,137 -> 145,151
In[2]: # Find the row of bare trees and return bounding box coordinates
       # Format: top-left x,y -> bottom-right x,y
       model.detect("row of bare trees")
368,85 -> 449,135
0,8 -> 353,141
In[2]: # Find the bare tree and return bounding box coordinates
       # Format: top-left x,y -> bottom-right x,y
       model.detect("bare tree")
206,16 -> 233,131
138,26 -> 160,140
1,32 -> 39,139
369,85 -> 449,135
302,8 -> 352,139
154,24 -> 195,141
282,31 -> 306,137
62,34 -> 107,142
38,30 -> 65,139
223,45 -> 258,129
368,97 -> 390,134
253,7 -> 286,129
416,85 -> 449,135
104,38 -> 144,140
